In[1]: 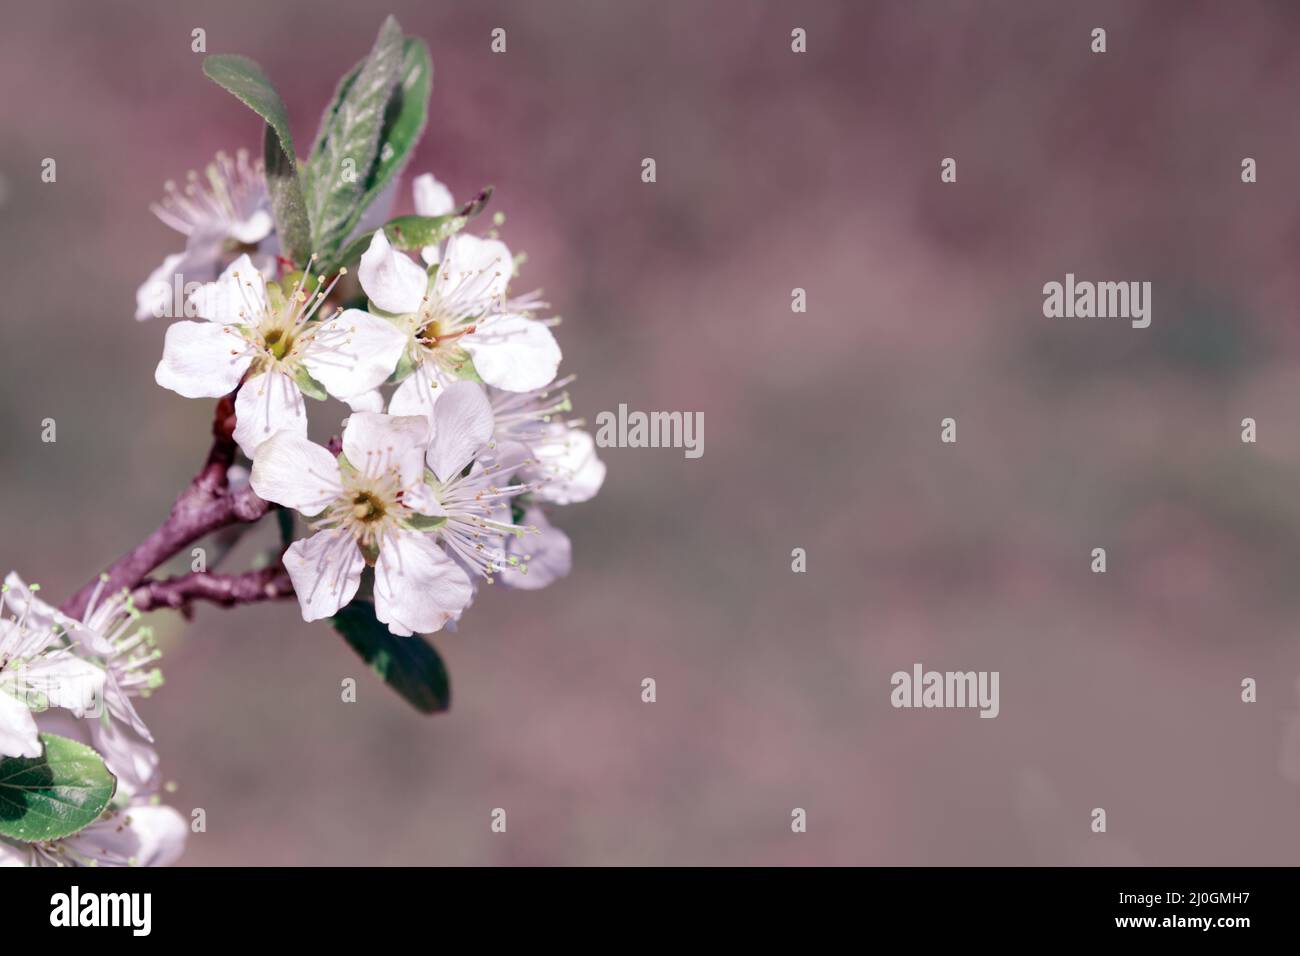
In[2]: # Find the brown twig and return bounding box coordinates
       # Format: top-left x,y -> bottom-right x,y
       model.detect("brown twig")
131,565 -> 295,613
60,395 -> 275,619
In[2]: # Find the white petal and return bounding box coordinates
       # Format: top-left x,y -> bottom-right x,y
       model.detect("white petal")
342,412 -> 429,489
134,252 -> 188,321
374,532 -> 472,635
500,508 -> 572,591
412,173 -> 455,217
90,719 -> 159,795
249,430 -> 342,514
0,693 -> 41,758
462,314 -> 561,392
228,208 -> 274,245
343,388 -> 385,413
22,655 -> 105,716
387,361 -> 440,420
233,370 -> 307,458
426,380 -> 494,482
530,428 -> 607,505
358,229 -> 428,315
436,234 -> 512,308
402,482 -> 446,518
2,572 -> 67,645
282,530 -> 365,622
301,308 -> 408,400
189,253 -> 267,324
0,840 -> 33,866
155,321 -> 251,398
122,804 -> 189,867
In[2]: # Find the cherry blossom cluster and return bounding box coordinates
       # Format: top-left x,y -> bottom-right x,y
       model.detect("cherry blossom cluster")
145,163 -> 604,632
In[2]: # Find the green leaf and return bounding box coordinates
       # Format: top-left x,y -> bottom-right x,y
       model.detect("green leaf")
202,54 -> 311,265
0,734 -> 116,843
349,38 -> 433,234
263,126 -> 312,267
202,55 -> 297,159
304,16 -> 405,258
329,187 -> 494,275
331,600 -> 451,713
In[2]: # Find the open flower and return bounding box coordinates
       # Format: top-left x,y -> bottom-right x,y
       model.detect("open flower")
136,149 -> 276,321
50,576 -> 163,793
419,382 -> 537,585
0,577 -> 105,759
155,253 -> 408,456
358,230 -> 562,420
251,412 -> 474,635
488,379 -> 606,506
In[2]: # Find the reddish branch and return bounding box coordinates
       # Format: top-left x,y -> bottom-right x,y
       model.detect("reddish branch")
60,396 -> 286,619
131,566 -> 295,613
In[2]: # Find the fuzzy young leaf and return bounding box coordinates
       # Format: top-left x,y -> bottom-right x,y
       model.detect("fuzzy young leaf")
0,734 -> 116,843
332,600 -> 451,713
304,16 -> 405,258
263,125 -> 312,267
202,55 -> 297,159
202,54 -> 311,265
350,38 -> 433,234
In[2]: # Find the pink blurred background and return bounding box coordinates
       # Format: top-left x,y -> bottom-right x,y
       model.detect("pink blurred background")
2,0 -> 1300,864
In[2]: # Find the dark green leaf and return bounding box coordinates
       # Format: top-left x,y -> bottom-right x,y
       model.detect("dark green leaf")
263,125 -> 312,267
332,600 -> 451,713
0,734 -> 116,843
304,16 -> 405,257
202,54 -> 311,265
348,38 -> 433,236
202,55 -> 298,163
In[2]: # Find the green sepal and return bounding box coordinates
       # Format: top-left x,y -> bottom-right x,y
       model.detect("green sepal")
293,366 -> 329,401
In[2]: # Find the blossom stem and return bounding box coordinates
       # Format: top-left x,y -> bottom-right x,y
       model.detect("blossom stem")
60,395 -> 275,619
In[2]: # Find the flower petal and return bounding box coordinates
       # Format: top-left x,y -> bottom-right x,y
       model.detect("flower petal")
426,380 -> 494,482
436,234 -> 512,309
282,530 -> 365,623
387,361 -> 439,419
22,654 -> 105,717
462,314 -> 561,392
374,532 -> 472,636
233,370 -> 307,457
412,173 -> 455,217
249,430 -> 342,514
121,804 -> 189,867
0,692 -> 41,758
155,321 -> 251,398
342,412 -> 429,489
500,508 -> 572,591
530,428 -> 607,505
301,308 -> 408,400
358,229 -> 428,315
134,252 -> 188,322
189,253 -> 267,324
90,719 -> 159,796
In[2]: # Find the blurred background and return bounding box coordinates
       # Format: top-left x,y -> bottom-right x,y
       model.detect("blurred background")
2,0 -> 1300,865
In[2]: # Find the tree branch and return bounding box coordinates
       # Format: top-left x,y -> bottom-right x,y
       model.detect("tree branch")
60,395 -> 273,619
131,566 -> 295,613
